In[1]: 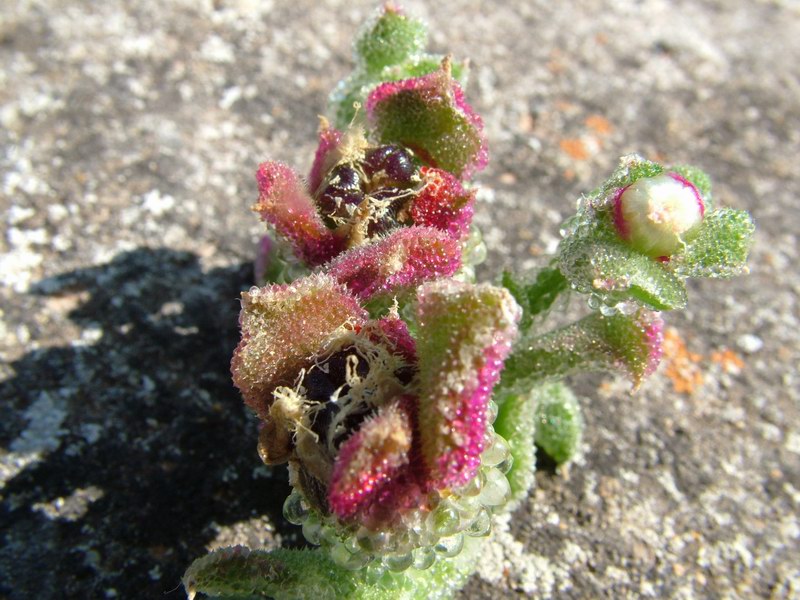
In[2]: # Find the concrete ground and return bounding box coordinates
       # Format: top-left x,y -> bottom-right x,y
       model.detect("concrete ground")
1,1 -> 798,598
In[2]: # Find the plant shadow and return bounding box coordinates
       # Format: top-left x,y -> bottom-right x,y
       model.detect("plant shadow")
0,248 -> 298,600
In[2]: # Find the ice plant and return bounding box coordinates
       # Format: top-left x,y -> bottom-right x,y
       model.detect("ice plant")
184,5 -> 755,599
230,270 -> 520,573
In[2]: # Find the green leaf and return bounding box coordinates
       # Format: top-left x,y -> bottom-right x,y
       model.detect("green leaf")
384,56 -> 468,82
500,308 -> 663,391
492,391 -> 537,508
184,540 -> 483,600
558,235 -> 688,311
500,266 -> 568,332
676,208 -> 755,278
532,382 -> 583,465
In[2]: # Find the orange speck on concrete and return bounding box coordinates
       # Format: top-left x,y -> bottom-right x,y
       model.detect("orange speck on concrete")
560,138 -> 589,160
554,100 -> 578,112
499,172 -> 517,185
711,349 -> 745,373
662,327 -> 704,394
585,114 -> 613,135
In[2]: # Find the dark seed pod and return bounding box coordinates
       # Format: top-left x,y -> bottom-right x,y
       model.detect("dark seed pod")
363,144 -> 415,184
316,165 -> 365,221
366,187 -> 413,236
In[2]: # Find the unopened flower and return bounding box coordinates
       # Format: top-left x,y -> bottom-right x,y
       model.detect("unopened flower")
613,172 -> 705,259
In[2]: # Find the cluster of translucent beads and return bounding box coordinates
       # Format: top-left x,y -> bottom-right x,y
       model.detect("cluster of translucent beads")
281,400 -> 512,573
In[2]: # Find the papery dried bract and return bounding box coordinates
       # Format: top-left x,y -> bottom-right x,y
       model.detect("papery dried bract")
416,281 -> 521,488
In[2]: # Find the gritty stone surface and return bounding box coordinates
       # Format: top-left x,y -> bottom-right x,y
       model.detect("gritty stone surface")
1,1 -> 798,598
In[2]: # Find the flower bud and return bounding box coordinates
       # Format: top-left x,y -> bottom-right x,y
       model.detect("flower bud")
614,172 -> 705,258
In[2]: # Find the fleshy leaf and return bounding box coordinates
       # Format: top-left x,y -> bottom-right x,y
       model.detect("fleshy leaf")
366,62 -> 488,179
354,4 -> 427,75
532,381 -> 583,465
331,57 -> 469,130
327,226 -> 462,301
500,266 -> 569,332
184,538 -> 482,600
501,308 -> 664,391
328,397 -> 413,519
254,161 -> 345,267
416,281 -> 521,489
492,391 -> 537,509
183,546 -> 302,600
675,208 -> 755,278
410,167 -> 475,240
558,236 -> 688,311
231,274 -> 368,418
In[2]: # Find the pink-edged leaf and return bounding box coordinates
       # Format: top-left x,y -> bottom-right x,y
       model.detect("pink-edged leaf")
365,61 -> 488,179
416,280 -> 521,489
410,167 -> 475,240
326,226 -> 462,301
254,161 -> 344,267
328,397 -> 414,519
231,274 -> 368,418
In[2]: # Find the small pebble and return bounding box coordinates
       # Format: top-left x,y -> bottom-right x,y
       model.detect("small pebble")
736,334 -> 763,354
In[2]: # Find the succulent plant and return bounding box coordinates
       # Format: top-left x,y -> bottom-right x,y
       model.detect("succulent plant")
183,5 -> 754,599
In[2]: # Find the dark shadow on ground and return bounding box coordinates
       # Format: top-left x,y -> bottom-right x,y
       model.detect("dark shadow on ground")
0,248 -> 297,599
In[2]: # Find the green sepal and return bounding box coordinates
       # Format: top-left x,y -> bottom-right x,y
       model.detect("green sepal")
558,232 -> 688,311
492,391 -> 537,509
183,540 -> 481,600
500,266 -> 568,333
584,154 -> 664,203
675,208 -> 755,278
532,382 -> 583,465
